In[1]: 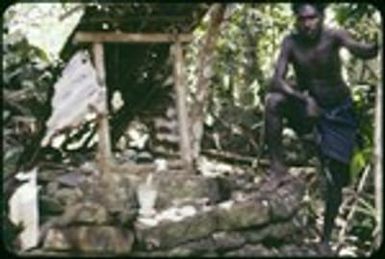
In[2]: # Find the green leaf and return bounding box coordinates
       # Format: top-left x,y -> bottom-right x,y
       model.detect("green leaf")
350,149 -> 366,180
356,197 -> 376,217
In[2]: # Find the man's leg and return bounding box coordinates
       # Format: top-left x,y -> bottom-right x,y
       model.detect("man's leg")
264,92 -> 289,175
321,157 -> 350,244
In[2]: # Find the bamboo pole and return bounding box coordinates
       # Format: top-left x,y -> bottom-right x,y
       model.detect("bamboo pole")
92,43 -> 112,175
173,36 -> 193,172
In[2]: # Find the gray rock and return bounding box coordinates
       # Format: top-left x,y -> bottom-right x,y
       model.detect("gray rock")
148,231 -> 245,255
153,172 -> 223,209
46,181 -> 59,196
224,244 -> 273,257
122,149 -> 138,161
55,187 -> 83,207
215,199 -> 270,231
240,220 -> 300,244
211,231 -> 245,251
80,173 -> 138,214
43,228 -> 70,251
43,226 -> 134,254
267,178 -> 305,220
68,202 -> 110,225
135,209 -> 217,250
56,172 -> 86,187
44,202 -> 110,227
135,198 -> 270,251
274,244 -> 320,257
171,237 -> 216,255
38,169 -> 65,183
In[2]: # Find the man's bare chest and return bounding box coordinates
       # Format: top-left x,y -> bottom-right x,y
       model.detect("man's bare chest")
291,38 -> 338,71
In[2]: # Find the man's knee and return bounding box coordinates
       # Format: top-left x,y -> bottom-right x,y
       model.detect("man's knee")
265,92 -> 287,112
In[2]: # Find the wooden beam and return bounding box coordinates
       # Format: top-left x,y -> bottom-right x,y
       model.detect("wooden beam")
81,15 -> 192,23
74,32 -> 193,43
92,43 -> 112,175
173,36 -> 193,172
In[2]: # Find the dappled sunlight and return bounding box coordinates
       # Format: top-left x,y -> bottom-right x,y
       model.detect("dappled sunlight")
4,3 -> 84,60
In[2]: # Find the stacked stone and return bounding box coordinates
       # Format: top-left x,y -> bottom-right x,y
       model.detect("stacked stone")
35,165 -> 319,257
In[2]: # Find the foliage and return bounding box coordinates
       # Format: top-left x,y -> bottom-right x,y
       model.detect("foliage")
3,10 -> 62,176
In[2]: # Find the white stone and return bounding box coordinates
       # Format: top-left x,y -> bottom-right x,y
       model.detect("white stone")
9,167 -> 40,251
137,174 -> 157,217
218,200 -> 234,210
137,217 -> 159,227
154,159 -> 168,171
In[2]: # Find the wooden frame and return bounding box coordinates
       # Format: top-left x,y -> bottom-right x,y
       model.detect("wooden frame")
76,31 -> 194,173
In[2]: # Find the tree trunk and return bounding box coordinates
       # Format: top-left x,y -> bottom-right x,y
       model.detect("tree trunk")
190,3 -> 226,161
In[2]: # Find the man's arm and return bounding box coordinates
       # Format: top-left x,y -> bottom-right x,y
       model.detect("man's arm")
271,36 -> 307,101
335,29 -> 379,59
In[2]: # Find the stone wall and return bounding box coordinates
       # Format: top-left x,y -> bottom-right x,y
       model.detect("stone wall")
21,161 -> 323,257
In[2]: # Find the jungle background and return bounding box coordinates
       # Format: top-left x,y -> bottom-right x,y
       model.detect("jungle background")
2,2 -> 382,256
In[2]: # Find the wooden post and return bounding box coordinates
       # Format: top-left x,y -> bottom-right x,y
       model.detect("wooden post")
173,36 -> 193,172
92,43 -> 112,175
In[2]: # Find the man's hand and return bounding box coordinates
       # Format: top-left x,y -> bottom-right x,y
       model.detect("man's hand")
305,95 -> 321,118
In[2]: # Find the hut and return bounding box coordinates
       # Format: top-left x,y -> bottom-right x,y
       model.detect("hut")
51,3 -> 224,174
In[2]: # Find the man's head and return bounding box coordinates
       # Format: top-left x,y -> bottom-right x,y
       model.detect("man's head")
292,3 -> 326,41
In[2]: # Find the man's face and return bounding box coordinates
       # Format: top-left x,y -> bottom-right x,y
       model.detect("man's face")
295,5 -> 323,41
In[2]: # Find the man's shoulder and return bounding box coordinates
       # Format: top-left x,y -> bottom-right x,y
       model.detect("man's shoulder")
323,26 -> 346,39
284,32 -> 296,41
282,33 -> 296,46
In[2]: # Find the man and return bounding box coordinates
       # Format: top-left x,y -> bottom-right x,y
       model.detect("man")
264,3 -> 379,250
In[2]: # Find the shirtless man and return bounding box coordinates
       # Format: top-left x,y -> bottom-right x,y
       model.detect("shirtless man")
264,3 -> 379,250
